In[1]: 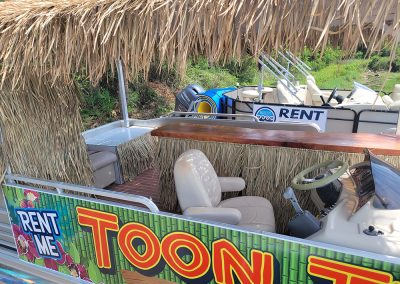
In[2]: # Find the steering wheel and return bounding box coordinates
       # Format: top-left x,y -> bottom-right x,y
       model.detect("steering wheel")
291,160 -> 348,190
326,87 -> 338,104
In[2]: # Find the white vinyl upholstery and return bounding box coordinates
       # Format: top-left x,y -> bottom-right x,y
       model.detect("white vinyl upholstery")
174,149 -> 275,232
306,75 -> 316,83
277,81 -> 297,104
306,79 -> 333,105
241,90 -> 259,100
89,151 -> 118,188
391,84 -> 400,102
219,196 -> 275,232
218,177 -> 245,192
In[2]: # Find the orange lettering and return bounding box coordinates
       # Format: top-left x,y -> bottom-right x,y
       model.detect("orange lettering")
118,223 -> 161,270
213,239 -> 274,284
76,207 -> 119,269
161,232 -> 210,279
308,256 -> 399,284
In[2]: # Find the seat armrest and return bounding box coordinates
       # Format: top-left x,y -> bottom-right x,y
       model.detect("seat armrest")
183,207 -> 241,225
218,177 -> 245,192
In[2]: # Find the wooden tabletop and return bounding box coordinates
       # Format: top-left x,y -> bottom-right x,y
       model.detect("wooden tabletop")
151,123 -> 400,156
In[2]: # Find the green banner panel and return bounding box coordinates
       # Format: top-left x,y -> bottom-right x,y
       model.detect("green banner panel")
3,184 -> 400,283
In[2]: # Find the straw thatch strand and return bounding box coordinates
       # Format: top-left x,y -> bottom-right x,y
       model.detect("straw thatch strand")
117,133 -> 157,181
0,0 -> 399,87
0,75 -> 93,186
156,137 -> 400,233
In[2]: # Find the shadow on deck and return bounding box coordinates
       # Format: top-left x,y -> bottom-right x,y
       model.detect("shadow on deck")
106,168 -> 165,211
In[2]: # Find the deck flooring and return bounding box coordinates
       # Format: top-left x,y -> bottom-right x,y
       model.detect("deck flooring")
107,168 -> 163,210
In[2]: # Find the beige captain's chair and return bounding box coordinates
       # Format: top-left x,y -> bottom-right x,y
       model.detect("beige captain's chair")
174,149 -> 275,232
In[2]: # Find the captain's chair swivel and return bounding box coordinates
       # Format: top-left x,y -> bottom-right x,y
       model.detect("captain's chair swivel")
174,149 -> 276,232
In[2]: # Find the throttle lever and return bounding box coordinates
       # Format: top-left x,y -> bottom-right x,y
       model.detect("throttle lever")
284,187 -> 304,215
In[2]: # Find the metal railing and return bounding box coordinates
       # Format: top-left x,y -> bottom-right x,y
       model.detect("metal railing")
278,51 -> 311,78
258,54 -> 303,103
5,175 -> 160,213
285,50 -> 312,75
161,111 -> 260,122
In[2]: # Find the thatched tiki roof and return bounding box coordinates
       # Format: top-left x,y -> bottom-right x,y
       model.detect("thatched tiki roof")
0,0 -> 399,86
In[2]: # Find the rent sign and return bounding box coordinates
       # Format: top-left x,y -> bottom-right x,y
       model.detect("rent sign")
253,104 -> 328,131
3,184 -> 400,283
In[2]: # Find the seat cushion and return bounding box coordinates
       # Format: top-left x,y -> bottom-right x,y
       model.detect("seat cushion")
242,90 -> 259,99
89,151 -> 117,171
218,196 -> 275,232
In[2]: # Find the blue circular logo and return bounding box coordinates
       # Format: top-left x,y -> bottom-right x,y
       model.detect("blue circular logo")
255,107 -> 276,122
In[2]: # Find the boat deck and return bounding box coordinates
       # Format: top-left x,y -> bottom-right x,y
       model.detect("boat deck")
107,168 -> 164,210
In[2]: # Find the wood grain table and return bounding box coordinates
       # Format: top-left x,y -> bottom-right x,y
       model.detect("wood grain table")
152,122 -> 400,156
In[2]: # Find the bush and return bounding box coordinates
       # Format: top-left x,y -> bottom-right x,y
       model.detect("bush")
224,56 -> 258,84
79,86 -> 118,129
300,46 -> 342,71
183,58 -> 238,89
368,55 -> 391,71
127,82 -> 171,118
148,62 -> 180,88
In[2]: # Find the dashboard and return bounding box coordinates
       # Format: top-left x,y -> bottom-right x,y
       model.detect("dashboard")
307,152 -> 400,258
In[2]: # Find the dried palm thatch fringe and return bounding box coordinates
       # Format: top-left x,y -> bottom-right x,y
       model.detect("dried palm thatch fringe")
156,138 -> 400,233
0,146 -> 6,189
0,75 -> 94,186
0,0 -> 399,87
117,133 -> 157,181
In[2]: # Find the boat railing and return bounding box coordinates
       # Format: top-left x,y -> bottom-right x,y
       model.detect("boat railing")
278,51 -> 311,78
285,50 -> 312,74
4,174 -> 160,213
161,111 -> 260,122
258,54 -> 303,103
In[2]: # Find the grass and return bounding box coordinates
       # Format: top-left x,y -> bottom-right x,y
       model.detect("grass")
183,58 -> 238,89
261,59 -> 400,94
312,59 -> 368,90
309,59 -> 400,93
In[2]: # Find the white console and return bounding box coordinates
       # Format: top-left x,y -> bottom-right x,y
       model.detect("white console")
308,185 -> 400,257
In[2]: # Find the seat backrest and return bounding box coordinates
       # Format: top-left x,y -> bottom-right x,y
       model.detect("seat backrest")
306,79 -> 322,96
306,75 -> 316,84
174,149 -> 221,211
277,81 -> 298,104
391,84 -> 400,102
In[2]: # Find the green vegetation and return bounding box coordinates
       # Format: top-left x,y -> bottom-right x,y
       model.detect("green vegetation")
301,46 -> 343,71
79,48 -> 400,129
310,59 -> 368,90
78,76 -> 119,129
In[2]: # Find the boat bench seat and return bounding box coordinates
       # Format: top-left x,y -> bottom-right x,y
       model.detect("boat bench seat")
89,151 -> 118,188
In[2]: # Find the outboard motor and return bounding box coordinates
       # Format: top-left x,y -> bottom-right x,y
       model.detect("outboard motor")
175,84 -> 205,112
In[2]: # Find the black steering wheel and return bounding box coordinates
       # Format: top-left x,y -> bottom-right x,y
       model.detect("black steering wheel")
326,87 -> 338,104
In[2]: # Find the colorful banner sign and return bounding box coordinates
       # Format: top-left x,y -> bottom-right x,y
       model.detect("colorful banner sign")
253,104 -> 328,131
3,184 -> 400,283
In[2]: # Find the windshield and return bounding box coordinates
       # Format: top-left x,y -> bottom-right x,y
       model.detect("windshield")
351,150 -> 400,211
370,153 -> 400,209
